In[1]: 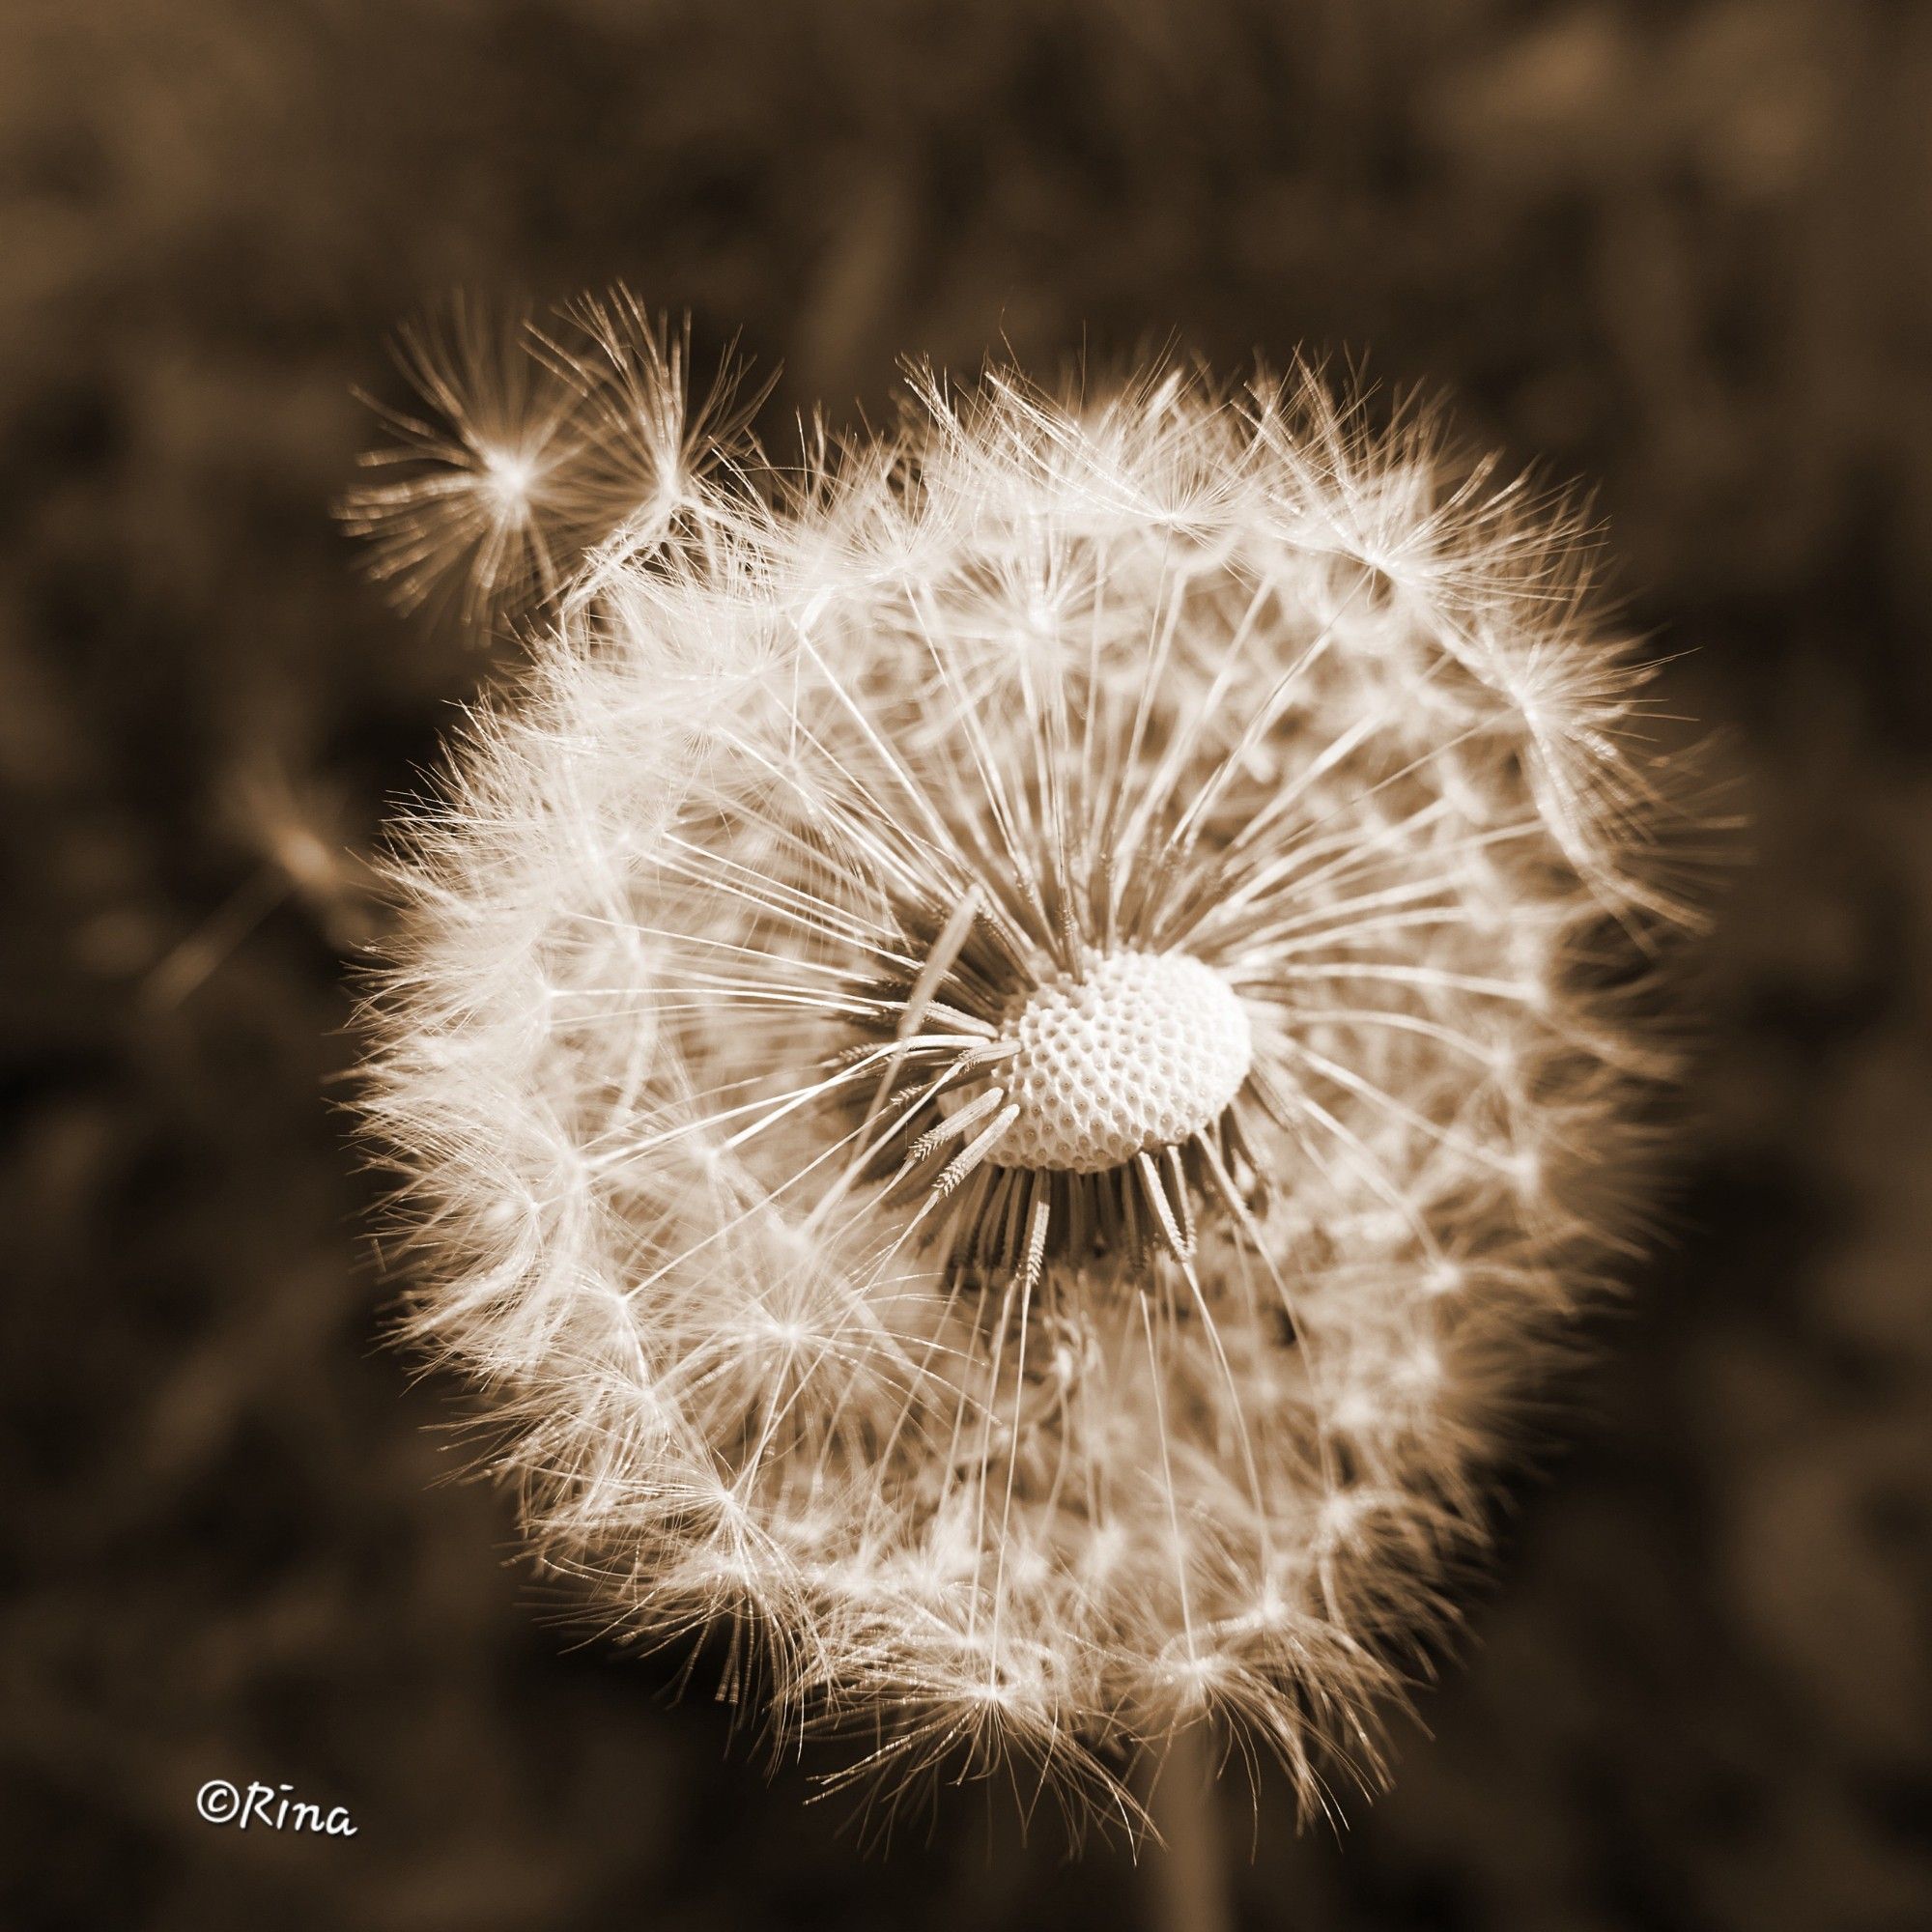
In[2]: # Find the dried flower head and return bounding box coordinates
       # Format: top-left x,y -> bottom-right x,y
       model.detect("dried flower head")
354,303 -> 1694,1825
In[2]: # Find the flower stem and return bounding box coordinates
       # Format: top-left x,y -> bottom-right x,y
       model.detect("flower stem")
1142,1724 -> 1232,1932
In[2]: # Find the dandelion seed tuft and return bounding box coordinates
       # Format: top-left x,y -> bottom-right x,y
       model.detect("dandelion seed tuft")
355,305 -> 1701,1825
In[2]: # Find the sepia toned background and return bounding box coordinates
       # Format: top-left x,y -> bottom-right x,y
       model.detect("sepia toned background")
5,2 -> 1930,1926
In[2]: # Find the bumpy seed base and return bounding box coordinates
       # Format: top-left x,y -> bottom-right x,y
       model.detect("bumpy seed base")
994,950 -> 1253,1173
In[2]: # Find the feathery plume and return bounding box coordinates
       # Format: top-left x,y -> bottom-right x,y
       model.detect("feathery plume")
342,294 -> 761,625
355,312 -> 1697,1826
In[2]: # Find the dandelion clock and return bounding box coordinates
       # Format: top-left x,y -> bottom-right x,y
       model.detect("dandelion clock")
349,294 -> 1699,1832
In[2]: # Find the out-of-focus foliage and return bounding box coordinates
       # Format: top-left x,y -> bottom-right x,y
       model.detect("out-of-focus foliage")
1,2 -> 1926,1927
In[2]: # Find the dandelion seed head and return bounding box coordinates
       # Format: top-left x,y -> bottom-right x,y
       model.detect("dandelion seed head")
357,320 -> 1700,1823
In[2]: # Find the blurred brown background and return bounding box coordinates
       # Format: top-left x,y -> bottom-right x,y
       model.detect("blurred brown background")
4,2 -> 1930,1927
